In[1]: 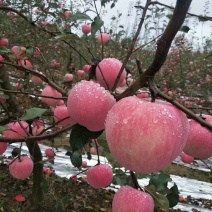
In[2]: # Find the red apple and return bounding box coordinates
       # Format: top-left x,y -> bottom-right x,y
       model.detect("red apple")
45,148 -> 55,158
96,58 -> 127,90
83,65 -> 91,73
0,38 -> 9,47
0,143 -> 8,155
87,164 -> 113,189
183,114 -> 212,160
67,80 -> 116,131
9,156 -> 34,180
3,121 -> 29,138
97,33 -> 110,45
11,46 -> 26,59
54,105 -> 72,126
82,24 -> 91,34
41,85 -> 62,106
77,70 -> 85,78
181,152 -> 194,164
105,97 -> 189,174
64,74 -> 74,82
112,186 -> 154,212
65,10 -> 71,19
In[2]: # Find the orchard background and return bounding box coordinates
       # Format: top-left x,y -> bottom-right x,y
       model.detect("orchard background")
0,0 -> 212,211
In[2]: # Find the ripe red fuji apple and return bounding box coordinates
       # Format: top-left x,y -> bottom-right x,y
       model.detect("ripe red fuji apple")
96,58 -> 127,90
0,143 -> 8,155
87,164 -> 113,189
64,74 -> 74,82
97,33 -> 110,45
82,24 -> 91,34
137,92 -> 149,99
83,65 -> 91,73
0,38 -> 9,47
19,59 -> 32,69
3,121 -> 29,138
183,114 -> 212,160
105,97 -> 189,174
31,71 -> 44,85
45,148 -> 55,158
11,46 -> 26,59
32,125 -> 44,136
65,10 -> 71,19
54,105 -> 72,126
34,47 -> 40,57
77,70 -> 85,78
9,156 -> 34,180
181,152 -> 194,164
112,186 -> 154,212
90,147 -> 97,155
82,161 -> 87,168
41,85 -> 62,106
67,80 -> 116,131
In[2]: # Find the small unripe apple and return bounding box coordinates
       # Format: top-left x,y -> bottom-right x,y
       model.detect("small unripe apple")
112,186 -> 154,212
9,156 -> 34,180
105,97 -> 189,174
97,33 -> 110,45
96,58 -> 127,90
82,24 -> 91,34
87,164 -> 113,189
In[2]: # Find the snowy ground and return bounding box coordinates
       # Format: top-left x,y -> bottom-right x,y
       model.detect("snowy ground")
3,143 -> 212,212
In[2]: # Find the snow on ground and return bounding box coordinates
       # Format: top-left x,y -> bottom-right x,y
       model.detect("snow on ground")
3,143 -> 212,212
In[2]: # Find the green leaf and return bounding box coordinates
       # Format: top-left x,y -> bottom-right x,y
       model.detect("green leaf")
22,107 -> 47,120
180,25 -> 190,33
69,124 -> 103,151
167,183 -> 179,208
50,34 -> 80,42
0,126 -> 9,134
91,17 -> 104,36
149,173 -> 171,194
145,185 -> 169,211
56,196 -> 68,212
69,13 -> 91,22
70,150 -> 82,168
113,169 -> 133,186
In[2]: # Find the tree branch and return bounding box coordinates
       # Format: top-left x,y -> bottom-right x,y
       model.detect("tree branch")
116,0 -> 192,100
